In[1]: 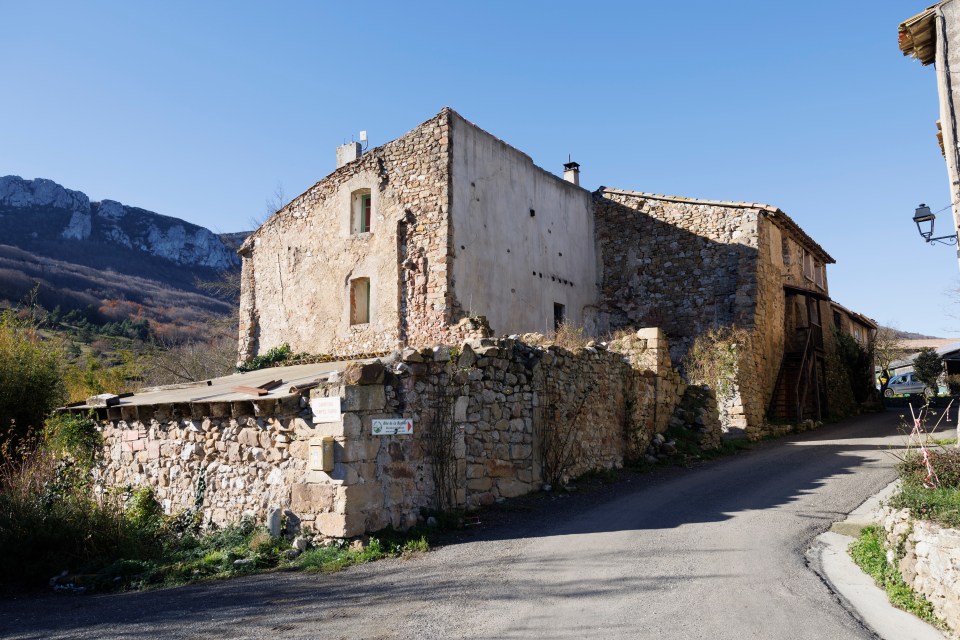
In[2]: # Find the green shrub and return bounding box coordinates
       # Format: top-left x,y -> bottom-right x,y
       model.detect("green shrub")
0,312 -> 65,448
237,343 -> 293,372
0,447 -> 164,589
898,449 -> 960,490
913,348 -> 944,395
43,413 -> 102,467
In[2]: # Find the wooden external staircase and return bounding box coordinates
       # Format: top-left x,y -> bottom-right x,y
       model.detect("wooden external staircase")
768,328 -> 823,423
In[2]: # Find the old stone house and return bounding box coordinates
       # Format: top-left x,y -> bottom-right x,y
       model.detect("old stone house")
593,189 -> 876,434
239,108 -> 874,434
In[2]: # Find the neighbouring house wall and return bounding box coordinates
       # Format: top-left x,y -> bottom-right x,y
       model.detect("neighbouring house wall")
238,110 -> 455,360
94,334 -> 701,538
594,189 -> 764,432
594,190 -> 761,362
878,506 -> 960,634
740,215 -> 788,437
936,0 -> 960,254
448,113 -> 599,336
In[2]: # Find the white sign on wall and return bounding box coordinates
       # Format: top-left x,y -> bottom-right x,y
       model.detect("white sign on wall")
372,418 -> 413,436
310,397 -> 341,423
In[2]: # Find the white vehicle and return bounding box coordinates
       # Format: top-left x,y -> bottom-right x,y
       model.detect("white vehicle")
884,372 -> 931,397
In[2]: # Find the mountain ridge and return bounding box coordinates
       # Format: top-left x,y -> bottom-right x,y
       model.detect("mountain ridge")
0,175 -> 242,271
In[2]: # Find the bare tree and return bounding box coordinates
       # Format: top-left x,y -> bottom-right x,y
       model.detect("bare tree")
257,182 -> 287,229
140,335 -> 237,387
874,326 -> 906,396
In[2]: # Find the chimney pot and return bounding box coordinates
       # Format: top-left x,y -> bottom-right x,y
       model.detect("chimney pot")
563,160 -> 580,186
336,142 -> 363,169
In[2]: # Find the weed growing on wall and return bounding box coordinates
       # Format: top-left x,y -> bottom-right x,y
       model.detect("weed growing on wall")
552,322 -> 589,351
886,399 -> 960,528
682,326 -> 751,397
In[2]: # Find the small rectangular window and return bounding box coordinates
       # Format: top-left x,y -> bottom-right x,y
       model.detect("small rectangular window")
351,189 -> 372,234
802,250 -> 814,281
361,194 -> 371,232
553,302 -> 566,330
350,278 -> 370,325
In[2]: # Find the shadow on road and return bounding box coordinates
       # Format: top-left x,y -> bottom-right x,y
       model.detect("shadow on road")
0,411 -> 912,640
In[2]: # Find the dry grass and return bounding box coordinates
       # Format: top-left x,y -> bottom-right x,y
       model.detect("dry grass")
551,322 -> 589,351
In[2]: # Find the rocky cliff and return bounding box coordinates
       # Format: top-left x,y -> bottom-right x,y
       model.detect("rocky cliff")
0,175 -> 240,271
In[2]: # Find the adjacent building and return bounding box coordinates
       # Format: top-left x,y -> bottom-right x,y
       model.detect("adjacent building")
899,1 -> 960,266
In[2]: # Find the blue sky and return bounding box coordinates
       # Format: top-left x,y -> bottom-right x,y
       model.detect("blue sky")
1,1 -> 958,337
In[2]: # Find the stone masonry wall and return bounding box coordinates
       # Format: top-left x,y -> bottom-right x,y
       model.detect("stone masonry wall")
878,506 -> 960,635
594,190 -> 761,362
97,397 -> 309,527
238,108 -> 465,361
594,190 -> 766,434
95,333 -> 702,538
305,334 -> 696,533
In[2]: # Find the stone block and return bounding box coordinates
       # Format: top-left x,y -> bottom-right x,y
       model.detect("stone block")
343,512 -> 368,538
238,428 -> 259,447
340,482 -> 383,513
341,413 -> 362,438
343,361 -> 385,386
454,396 -> 469,422
341,438 -> 381,463
291,483 -> 337,513
467,477 -> 493,492
497,478 -> 531,499
466,463 -> 485,479
342,385 -> 386,412
315,512 -> 347,537
267,507 -> 282,537
487,461 -> 515,477
510,444 -> 532,460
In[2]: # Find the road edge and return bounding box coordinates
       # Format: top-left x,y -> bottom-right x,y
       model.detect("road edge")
807,479 -> 947,640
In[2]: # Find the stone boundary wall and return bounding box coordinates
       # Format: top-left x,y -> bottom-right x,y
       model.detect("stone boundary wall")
94,331 -> 711,538
877,506 -> 960,634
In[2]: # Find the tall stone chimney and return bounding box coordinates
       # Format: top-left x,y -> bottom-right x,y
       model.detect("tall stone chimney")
336,142 -> 362,169
563,160 -> 580,186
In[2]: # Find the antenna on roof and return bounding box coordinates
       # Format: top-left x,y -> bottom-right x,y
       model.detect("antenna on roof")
360,130 -> 368,152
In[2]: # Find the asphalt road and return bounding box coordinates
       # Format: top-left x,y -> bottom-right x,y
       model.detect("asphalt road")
0,411 -> 916,639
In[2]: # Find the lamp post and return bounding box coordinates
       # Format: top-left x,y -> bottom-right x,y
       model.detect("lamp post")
913,203 -> 959,246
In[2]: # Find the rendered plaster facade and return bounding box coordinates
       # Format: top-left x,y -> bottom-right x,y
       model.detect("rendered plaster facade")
448,113 -> 599,335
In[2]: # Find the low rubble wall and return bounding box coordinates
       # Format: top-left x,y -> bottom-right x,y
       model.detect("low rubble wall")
95,331 -> 715,538
878,506 -> 960,634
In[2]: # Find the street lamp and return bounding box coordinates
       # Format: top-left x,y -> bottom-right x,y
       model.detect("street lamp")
913,203 -> 958,245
